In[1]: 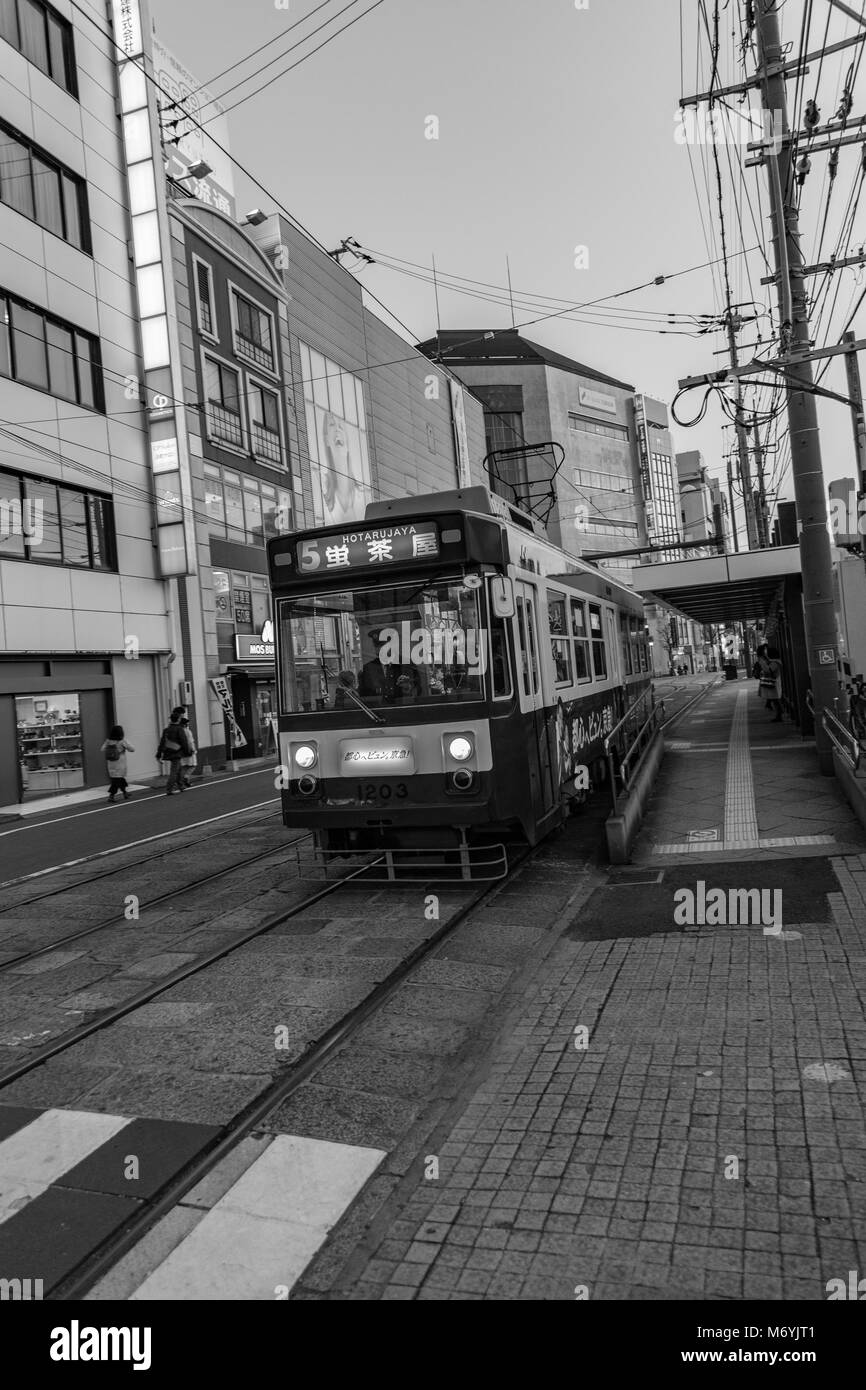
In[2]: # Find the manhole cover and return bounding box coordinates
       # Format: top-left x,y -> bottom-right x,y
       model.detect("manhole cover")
803,1062 -> 851,1083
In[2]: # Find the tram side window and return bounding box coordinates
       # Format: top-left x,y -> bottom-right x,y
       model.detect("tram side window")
490,614 -> 512,698
524,596 -> 540,694
619,612 -> 632,676
629,616 -> 642,673
516,594 -> 539,697
570,598 -> 591,682
547,592 -> 573,685
588,603 -> 607,679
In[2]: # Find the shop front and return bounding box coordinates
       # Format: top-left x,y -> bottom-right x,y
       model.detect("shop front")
0,659 -> 115,806
225,630 -> 277,759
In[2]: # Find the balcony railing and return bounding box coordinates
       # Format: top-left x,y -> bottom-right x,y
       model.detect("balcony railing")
234,332 -> 273,372
252,422 -> 282,464
208,403 -> 244,449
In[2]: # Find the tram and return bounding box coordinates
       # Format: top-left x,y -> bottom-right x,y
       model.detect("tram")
267,486 -> 652,875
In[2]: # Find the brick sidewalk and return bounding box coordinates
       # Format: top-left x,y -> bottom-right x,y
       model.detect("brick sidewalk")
319,852 -> 865,1300
307,682 -> 866,1301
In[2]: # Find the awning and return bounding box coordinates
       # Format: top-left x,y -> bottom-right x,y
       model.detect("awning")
631,545 -> 802,624
225,664 -> 276,678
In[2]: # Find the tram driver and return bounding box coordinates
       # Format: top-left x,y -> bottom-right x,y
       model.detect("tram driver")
358,629 -> 421,702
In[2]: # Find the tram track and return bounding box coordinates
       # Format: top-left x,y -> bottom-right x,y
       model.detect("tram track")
0,827 -> 312,975
38,840 -> 537,1301
0,802 -> 282,902
659,677 -> 718,732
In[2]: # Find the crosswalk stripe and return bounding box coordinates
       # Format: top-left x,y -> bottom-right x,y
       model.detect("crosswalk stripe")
0,1108 -> 130,1226
129,1135 -> 386,1300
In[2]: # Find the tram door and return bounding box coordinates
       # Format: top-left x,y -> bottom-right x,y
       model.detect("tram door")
514,580 -> 554,836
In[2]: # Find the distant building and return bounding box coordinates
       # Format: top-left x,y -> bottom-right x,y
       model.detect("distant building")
632,395 -> 683,563
415,330 -> 649,588
676,450 -> 719,557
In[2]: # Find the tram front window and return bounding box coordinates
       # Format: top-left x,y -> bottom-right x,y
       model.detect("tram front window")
278,579 -> 487,713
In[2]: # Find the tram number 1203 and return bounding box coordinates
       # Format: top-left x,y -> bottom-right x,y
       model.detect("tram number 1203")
356,782 -> 408,803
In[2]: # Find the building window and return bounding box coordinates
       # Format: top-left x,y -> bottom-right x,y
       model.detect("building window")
204,353 -> 244,449
0,290 -> 102,409
568,412 -> 629,442
203,462 -> 292,544
0,466 -> 115,568
231,287 -> 274,372
1,0 -> 76,95
247,380 -> 282,465
193,256 -> 215,338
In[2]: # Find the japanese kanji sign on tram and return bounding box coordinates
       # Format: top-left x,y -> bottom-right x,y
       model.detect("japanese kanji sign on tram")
294,523 -> 440,573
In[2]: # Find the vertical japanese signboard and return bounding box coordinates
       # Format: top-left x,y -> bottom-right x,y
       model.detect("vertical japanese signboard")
109,0 -> 193,576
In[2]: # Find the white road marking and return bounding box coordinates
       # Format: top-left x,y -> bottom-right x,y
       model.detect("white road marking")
0,766 -> 276,839
0,1108 -> 130,1226
129,1135 -> 385,1300
0,798 -> 280,888
653,835 -> 835,854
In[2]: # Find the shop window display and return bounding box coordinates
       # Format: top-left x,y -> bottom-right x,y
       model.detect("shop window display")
16,691 -> 83,797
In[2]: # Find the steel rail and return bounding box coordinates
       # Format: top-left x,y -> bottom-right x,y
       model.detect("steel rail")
0,830 -> 311,975
0,805 -> 282,907
51,845 -> 534,1301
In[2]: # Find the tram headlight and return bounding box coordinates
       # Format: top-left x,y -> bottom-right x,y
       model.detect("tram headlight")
448,736 -> 473,762
293,744 -> 317,769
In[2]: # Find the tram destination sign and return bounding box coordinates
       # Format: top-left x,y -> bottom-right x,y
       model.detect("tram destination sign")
293,523 -> 440,574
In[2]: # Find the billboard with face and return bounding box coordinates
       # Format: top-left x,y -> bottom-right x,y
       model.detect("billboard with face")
299,341 -> 373,527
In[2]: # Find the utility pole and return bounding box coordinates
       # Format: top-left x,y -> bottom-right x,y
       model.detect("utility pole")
726,454 -> 740,552
724,309 -> 760,550
842,329 -> 866,497
754,0 -> 840,771
752,413 -> 769,547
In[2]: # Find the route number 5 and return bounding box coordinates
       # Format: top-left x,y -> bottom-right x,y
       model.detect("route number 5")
299,540 -> 320,570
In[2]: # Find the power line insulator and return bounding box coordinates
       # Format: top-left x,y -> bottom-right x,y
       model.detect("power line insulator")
837,91 -> 854,122
796,154 -> 811,186
829,147 -> 839,180
804,99 -> 820,130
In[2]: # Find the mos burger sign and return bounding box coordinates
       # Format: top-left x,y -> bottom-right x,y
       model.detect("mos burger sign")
235,620 -> 274,661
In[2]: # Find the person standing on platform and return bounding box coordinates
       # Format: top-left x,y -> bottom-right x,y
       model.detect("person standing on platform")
101,724 -> 134,802
755,644 -> 784,722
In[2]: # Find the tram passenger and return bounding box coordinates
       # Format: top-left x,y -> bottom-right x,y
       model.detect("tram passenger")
334,670 -> 358,708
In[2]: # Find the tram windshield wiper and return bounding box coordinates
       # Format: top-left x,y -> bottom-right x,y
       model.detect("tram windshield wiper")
320,648 -> 385,725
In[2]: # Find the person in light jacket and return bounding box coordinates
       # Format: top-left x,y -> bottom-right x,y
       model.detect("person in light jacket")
101,724 -> 134,802
755,643 -> 784,722
179,715 -> 197,788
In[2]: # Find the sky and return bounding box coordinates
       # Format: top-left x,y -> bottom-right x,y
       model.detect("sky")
150,0 -> 866,546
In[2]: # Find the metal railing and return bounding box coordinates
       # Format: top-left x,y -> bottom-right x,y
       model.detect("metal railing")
604,686 -> 665,816
252,422 -> 282,464
821,699 -> 863,773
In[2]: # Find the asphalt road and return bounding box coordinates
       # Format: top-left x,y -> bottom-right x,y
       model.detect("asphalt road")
0,766 -> 280,885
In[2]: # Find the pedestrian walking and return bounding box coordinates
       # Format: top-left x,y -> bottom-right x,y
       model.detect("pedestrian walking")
179,714 -> 197,788
157,708 -> 192,795
755,643 -> 784,722
101,724 -> 134,801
